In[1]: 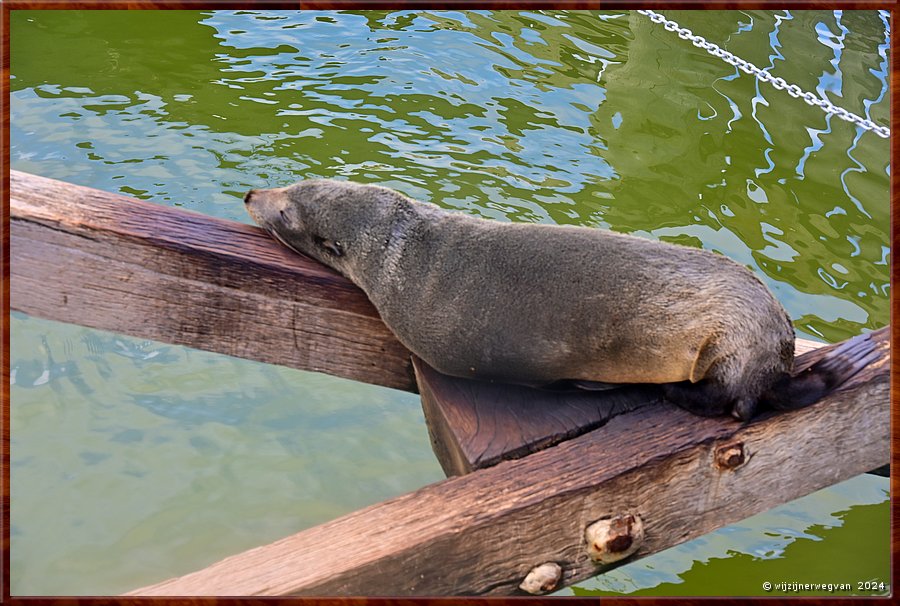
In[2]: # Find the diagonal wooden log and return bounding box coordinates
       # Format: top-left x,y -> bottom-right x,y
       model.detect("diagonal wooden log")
9,170 -> 416,392
11,170 -> 884,476
414,335 -> 847,477
126,328 -> 889,596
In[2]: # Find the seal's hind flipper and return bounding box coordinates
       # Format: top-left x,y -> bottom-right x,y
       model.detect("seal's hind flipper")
764,330 -> 879,411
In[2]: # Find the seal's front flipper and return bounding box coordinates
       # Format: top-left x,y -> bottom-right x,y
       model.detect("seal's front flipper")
662,380 -> 735,418
570,380 -> 619,391
524,379 -> 621,392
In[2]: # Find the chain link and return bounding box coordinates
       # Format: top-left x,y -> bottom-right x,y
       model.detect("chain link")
637,9 -> 890,139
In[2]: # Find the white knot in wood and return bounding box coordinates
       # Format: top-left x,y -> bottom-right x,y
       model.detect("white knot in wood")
585,513 -> 644,564
519,562 -> 562,594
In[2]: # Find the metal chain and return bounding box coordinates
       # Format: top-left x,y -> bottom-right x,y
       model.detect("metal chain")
637,9 -> 890,139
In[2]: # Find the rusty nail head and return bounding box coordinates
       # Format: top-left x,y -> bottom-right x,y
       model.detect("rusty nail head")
715,443 -> 746,469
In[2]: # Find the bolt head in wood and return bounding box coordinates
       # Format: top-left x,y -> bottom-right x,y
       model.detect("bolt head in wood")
519,562 -> 562,594
585,513 -> 644,564
715,442 -> 747,470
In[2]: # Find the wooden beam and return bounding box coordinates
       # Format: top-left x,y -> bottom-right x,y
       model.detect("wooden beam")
414,335 -> 843,477
9,170 -> 416,392
415,364 -> 663,476
126,328 -> 888,596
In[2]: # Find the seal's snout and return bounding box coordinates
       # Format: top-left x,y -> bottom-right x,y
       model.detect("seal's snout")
243,189 -> 256,205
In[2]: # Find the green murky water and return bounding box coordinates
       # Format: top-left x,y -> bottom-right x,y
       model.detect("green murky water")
10,9 -> 889,596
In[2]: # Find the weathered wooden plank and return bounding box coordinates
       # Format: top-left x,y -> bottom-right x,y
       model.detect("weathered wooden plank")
415,335 -> 835,476
793,337 -> 827,356
9,170 -> 416,391
416,362 -> 663,476
127,328 -> 889,596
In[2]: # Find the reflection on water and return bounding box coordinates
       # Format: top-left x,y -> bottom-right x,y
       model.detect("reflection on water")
10,316 -> 441,595
10,9 -> 889,596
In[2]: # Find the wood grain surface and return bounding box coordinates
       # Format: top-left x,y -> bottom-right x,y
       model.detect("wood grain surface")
10,170 -> 417,391
127,328 -> 889,596
415,361 -> 664,476
414,333 -> 871,476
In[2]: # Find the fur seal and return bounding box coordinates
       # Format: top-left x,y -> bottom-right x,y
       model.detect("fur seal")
244,179 -> 843,421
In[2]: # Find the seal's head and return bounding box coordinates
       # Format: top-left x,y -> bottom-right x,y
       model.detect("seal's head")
245,179 -> 401,274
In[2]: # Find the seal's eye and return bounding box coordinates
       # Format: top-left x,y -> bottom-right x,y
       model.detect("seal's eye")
314,235 -> 344,257
279,210 -> 287,221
